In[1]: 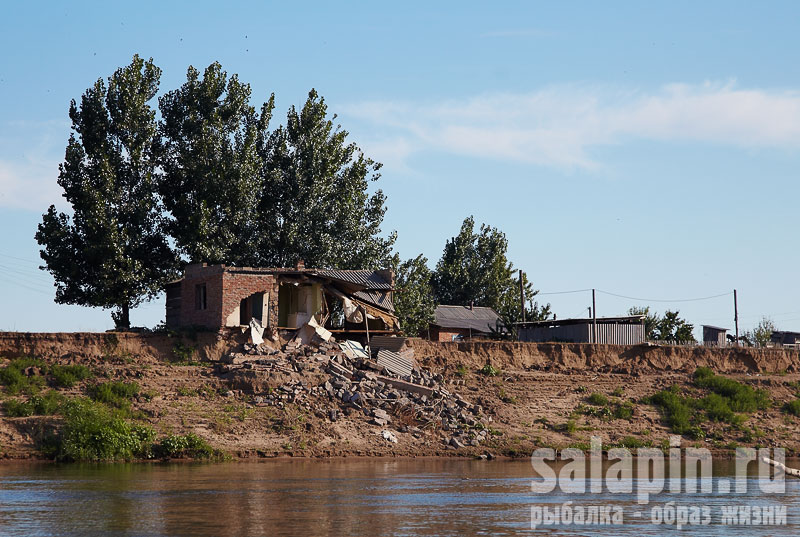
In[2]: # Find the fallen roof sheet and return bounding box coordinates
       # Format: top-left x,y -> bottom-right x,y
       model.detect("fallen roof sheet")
377,349 -> 414,377
369,335 -> 407,352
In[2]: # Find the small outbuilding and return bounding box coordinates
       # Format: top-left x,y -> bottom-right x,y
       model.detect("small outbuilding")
702,325 -> 728,347
516,315 -> 645,345
428,305 -> 503,341
770,330 -> 800,347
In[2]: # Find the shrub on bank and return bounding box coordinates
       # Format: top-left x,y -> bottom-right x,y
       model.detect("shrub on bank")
157,433 -> 217,459
87,381 -> 140,409
55,398 -> 156,461
3,390 -> 66,417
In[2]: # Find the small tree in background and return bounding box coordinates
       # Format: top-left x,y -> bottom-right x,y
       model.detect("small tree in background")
391,254 -> 436,336
629,306 -> 695,342
433,216 -> 550,337
743,317 -> 775,347
628,306 -> 660,339
36,56 -> 178,328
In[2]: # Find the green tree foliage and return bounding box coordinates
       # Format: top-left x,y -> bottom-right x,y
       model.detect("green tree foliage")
158,62 -> 273,265
628,306 -> 660,339
629,306 -> 695,342
254,89 -> 395,269
432,216 -> 550,332
390,254 -> 435,336
743,317 -> 775,347
36,55 -> 178,328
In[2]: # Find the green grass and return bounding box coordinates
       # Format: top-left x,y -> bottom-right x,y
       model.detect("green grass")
0,358 -> 94,394
49,364 -> 93,388
587,393 -> 609,406
646,369 -> 770,438
612,401 -> 635,420
614,436 -> 653,449
784,399 -> 800,417
3,390 -> 66,417
0,358 -> 47,395
693,367 -> 771,412
87,381 -> 140,409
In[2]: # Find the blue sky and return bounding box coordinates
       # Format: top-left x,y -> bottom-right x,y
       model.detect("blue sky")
1,1 -> 799,334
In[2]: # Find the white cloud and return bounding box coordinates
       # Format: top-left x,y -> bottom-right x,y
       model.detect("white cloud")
0,157 -> 62,211
342,82 -> 800,170
0,120 -> 67,211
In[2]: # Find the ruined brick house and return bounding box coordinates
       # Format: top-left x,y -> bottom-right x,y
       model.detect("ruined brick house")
165,261 -> 398,335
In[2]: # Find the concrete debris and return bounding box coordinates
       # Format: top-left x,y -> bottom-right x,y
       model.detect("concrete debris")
218,336 -> 490,452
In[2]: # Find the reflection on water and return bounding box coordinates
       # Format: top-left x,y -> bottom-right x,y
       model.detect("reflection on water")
0,459 -> 797,536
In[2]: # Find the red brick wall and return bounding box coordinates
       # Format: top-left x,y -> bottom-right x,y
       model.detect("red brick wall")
430,327 -> 473,342
174,265 -> 279,330
179,265 -> 225,330
221,272 -> 278,328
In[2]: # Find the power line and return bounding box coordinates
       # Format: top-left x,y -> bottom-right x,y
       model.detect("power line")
537,288 -> 593,296
596,289 -> 732,303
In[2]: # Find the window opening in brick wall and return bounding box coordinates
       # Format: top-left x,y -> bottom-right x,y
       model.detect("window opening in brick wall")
195,284 -> 207,310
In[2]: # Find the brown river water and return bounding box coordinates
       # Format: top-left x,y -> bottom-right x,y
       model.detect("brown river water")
0,459 -> 798,536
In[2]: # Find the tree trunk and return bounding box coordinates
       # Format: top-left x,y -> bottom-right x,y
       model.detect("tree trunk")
113,303 -> 131,330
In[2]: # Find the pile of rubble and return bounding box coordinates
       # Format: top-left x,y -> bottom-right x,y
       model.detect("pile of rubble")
217,338 -> 492,450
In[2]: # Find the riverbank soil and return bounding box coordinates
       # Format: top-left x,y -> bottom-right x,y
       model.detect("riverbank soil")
1,332 -> 799,459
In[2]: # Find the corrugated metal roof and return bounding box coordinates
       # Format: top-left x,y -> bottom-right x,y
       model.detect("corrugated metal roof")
377,349 -> 414,377
433,305 -> 502,333
312,269 -> 393,290
353,290 -> 394,312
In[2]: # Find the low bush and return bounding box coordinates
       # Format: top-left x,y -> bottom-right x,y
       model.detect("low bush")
784,399 -> 800,417
612,401 -> 635,421
49,364 -> 93,388
0,358 -> 47,395
157,433 -> 216,459
479,364 -> 501,377
587,393 -> 608,406
3,390 -> 66,417
693,368 -> 770,412
55,398 -> 155,461
87,381 -> 140,409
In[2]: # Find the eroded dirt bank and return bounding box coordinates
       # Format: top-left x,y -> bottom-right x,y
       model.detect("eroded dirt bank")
1,332 -> 799,460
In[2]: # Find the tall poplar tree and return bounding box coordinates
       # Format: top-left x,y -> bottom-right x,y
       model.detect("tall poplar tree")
35,56 -> 177,328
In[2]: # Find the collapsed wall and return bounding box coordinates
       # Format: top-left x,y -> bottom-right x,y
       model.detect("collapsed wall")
0,332 -> 798,374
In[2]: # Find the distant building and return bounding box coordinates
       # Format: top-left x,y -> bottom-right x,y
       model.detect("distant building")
517,315 -> 645,345
770,331 -> 800,347
428,305 -> 502,341
702,325 -> 728,347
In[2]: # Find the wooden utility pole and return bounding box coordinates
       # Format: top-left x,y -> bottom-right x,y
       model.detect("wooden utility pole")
592,289 -> 597,344
519,269 -> 526,323
734,289 -> 739,347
